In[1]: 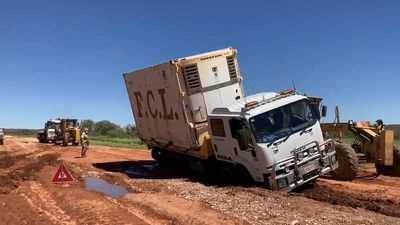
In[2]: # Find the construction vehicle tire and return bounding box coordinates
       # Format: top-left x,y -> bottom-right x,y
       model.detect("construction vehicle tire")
392,146 -> 400,175
375,146 -> 400,176
330,143 -> 358,181
0,139 -> 3,145
62,135 -> 68,146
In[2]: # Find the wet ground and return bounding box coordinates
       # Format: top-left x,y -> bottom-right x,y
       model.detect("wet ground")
1,136 -> 400,224
84,177 -> 129,197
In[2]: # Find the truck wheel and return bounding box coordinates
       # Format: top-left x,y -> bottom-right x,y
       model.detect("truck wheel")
330,143 -> 358,181
62,135 -> 68,146
393,146 -> 400,175
151,148 -> 165,165
377,146 -> 400,176
0,139 -> 3,145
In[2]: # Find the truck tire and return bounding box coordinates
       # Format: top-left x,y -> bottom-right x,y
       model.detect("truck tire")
0,139 -> 3,145
62,134 -> 68,146
377,146 -> 400,176
38,134 -> 44,143
151,148 -> 165,165
330,143 -> 358,181
393,146 -> 400,175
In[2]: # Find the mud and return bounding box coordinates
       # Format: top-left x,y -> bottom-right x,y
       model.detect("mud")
1,136 -> 400,225
297,182 -> 400,218
0,153 -> 58,194
0,151 -> 15,168
93,160 -> 189,179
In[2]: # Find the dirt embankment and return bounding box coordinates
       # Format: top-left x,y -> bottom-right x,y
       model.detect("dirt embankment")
1,136 -> 400,225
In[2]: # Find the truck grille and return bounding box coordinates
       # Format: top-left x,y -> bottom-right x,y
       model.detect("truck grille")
226,56 -> 237,80
182,64 -> 201,94
303,170 -> 319,181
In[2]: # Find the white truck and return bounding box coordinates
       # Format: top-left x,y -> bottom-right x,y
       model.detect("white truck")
0,128 -> 4,145
123,47 -> 338,190
37,119 -> 61,143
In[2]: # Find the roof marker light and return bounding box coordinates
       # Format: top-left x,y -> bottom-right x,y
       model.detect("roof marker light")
280,89 -> 295,95
244,100 -> 259,108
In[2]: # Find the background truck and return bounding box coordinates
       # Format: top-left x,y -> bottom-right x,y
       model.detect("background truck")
37,119 -> 61,143
0,128 -> 4,145
124,47 -> 338,190
54,118 -> 81,146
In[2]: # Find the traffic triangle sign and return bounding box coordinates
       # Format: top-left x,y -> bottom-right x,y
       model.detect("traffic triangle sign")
52,163 -> 74,183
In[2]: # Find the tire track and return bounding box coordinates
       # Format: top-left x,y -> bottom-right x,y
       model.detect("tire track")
21,182 -> 76,225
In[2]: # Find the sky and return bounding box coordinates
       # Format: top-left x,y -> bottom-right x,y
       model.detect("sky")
1,0 -> 399,129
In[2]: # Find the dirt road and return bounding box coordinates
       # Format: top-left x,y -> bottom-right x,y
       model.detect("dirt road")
1,136 -> 400,225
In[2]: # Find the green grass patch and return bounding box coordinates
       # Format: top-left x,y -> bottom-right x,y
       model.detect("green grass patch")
90,135 -> 146,149
5,129 -> 37,138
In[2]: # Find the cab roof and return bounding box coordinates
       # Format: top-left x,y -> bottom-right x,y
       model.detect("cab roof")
210,92 -> 307,118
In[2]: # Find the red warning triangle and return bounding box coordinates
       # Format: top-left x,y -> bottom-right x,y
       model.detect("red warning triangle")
52,163 -> 74,183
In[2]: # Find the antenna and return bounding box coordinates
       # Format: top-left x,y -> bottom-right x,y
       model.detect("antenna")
245,75 -> 256,95
292,80 -> 297,92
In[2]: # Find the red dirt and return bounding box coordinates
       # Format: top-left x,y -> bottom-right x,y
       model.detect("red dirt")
1,136 -> 400,225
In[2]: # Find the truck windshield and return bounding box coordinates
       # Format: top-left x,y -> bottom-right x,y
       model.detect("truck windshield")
249,99 -> 317,143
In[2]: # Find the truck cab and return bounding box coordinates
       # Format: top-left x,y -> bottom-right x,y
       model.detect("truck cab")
38,119 -> 61,143
208,90 -> 338,190
0,128 -> 4,145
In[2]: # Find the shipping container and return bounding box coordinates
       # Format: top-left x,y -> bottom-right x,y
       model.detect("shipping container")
123,48 -> 244,159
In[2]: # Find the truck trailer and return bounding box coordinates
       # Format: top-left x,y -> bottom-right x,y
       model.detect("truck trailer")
123,47 -> 338,190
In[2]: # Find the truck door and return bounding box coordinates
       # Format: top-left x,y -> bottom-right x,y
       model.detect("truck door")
210,118 -> 236,164
228,118 -> 263,182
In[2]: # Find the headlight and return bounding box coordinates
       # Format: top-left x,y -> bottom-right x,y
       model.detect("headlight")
297,152 -> 304,161
308,147 -> 317,155
330,154 -> 337,164
284,165 -> 291,174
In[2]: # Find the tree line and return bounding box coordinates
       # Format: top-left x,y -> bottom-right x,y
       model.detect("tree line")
80,120 -> 138,137
80,120 -> 399,140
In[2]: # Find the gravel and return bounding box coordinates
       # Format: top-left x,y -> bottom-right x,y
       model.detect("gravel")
125,177 -> 400,225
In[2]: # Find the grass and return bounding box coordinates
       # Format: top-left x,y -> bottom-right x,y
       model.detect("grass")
5,129 -> 37,138
90,135 -> 146,149
3,129 -> 146,149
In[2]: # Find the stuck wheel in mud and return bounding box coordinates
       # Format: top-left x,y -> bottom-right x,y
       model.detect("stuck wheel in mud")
151,148 -> 165,164
330,143 -> 358,181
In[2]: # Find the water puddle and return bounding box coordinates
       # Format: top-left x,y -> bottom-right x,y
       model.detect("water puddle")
84,177 -> 129,197
124,163 -> 158,177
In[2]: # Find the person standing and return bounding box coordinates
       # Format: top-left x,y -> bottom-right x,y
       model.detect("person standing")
80,128 -> 89,157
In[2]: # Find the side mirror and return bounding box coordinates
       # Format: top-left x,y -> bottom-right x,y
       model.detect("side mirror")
236,129 -> 249,150
321,106 -> 327,117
